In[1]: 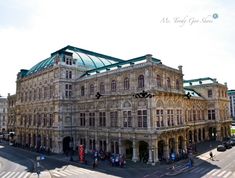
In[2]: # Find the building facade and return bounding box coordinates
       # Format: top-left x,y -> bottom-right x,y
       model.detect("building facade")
0,97 -> 8,133
228,90 -> 235,120
7,94 -> 16,133
14,45 -> 232,163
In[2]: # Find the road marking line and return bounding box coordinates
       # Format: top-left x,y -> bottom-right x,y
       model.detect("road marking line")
212,169 -> 221,176
68,169 -> 85,174
200,168 -> 210,174
5,172 -> 15,178
52,173 -> 61,177
66,169 -> 84,175
0,171 -> 6,176
2,172 -> 11,178
63,170 -> 77,175
72,168 -> 93,174
195,167 -> 204,173
59,170 -> 72,176
17,172 -> 26,178
206,169 -> 217,175
223,171 -> 232,178
52,170 -> 69,176
218,170 -> 226,177
11,172 -> 20,178
77,168 -> 94,173
22,172 -> 30,178
190,167 -> 200,173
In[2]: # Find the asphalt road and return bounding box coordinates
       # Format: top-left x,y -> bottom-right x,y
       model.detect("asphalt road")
169,146 -> 235,178
0,143 -> 123,178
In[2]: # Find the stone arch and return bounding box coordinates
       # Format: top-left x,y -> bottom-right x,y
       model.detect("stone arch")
122,101 -> 131,108
63,136 -> 72,156
158,140 -> 164,161
156,100 -> 164,108
138,141 -> 149,163
123,140 -> 133,159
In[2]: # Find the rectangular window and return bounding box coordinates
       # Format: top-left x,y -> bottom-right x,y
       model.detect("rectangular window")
89,112 -> 95,127
99,112 -> 106,127
176,109 -> 182,125
123,111 -> 132,127
208,89 -> 213,98
167,109 -> 173,126
65,84 -> 72,98
156,109 -> 164,127
80,113 -> 86,126
208,109 -> 215,120
137,110 -> 147,128
110,111 -> 118,127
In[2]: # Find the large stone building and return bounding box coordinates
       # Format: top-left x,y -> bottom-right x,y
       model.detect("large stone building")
0,97 -> 8,133
228,90 -> 235,120
7,94 -> 16,133
14,45 -> 231,163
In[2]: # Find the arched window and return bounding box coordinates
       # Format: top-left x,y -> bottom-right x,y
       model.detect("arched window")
176,79 -> 180,90
167,77 -> 171,89
100,82 -> 105,94
111,80 -> 116,92
124,77 -> 130,90
89,84 -> 94,95
138,75 -> 144,88
81,86 -> 85,96
157,75 -> 162,87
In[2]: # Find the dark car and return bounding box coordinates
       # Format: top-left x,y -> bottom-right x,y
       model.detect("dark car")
222,141 -> 232,149
217,144 -> 226,152
229,137 -> 235,146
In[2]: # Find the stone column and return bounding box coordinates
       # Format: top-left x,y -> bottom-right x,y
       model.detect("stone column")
175,137 -> 179,156
132,139 -> 138,162
119,133 -> 122,155
106,133 -> 110,152
155,139 -> 159,162
164,138 -> 169,161
148,139 -> 153,163
95,131 -> 98,150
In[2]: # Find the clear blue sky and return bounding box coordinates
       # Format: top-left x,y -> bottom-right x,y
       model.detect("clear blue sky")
0,0 -> 234,97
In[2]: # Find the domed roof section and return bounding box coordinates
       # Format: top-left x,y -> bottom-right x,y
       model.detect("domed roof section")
63,46 -> 123,69
26,56 -> 56,76
25,45 -> 124,77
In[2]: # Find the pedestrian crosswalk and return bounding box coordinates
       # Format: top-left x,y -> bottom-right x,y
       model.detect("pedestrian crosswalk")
0,171 -> 31,178
189,167 -> 233,178
51,167 -> 96,177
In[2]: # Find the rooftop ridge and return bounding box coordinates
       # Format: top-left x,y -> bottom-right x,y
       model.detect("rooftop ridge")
51,45 -> 124,62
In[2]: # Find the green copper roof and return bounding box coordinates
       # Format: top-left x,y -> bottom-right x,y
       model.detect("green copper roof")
184,77 -> 217,86
81,55 -> 161,77
24,45 -> 124,77
228,90 -> 235,95
184,88 -> 201,97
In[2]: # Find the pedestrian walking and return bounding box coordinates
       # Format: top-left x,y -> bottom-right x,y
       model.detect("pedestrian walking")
209,151 -> 214,160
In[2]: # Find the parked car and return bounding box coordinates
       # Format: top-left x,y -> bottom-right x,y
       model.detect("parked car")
229,137 -> 235,146
223,141 -> 232,149
217,144 -> 226,152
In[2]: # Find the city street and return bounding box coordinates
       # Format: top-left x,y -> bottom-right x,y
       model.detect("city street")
166,145 -> 235,178
1,140 -> 235,178
0,143 -> 122,178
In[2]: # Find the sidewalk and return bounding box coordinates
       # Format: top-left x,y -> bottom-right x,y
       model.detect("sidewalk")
1,140 -> 219,178
164,140 -> 220,176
